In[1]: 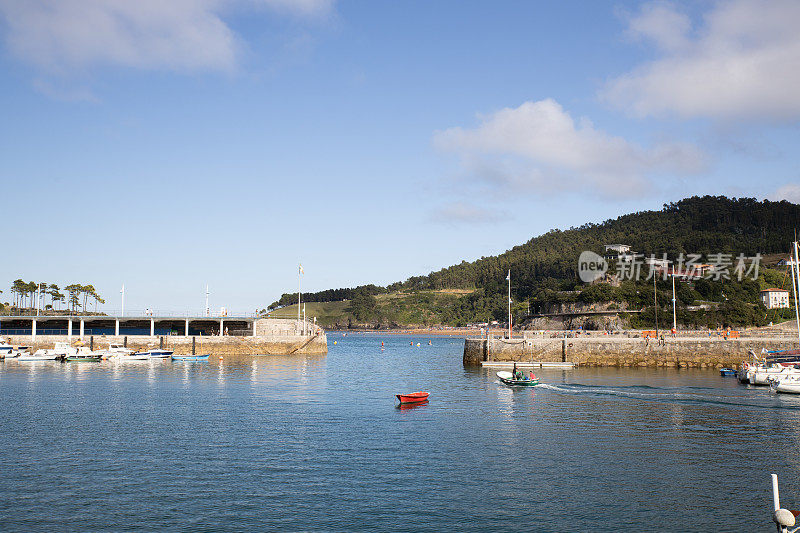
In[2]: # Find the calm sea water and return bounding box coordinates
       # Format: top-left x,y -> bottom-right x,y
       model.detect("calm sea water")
1,333 -> 798,532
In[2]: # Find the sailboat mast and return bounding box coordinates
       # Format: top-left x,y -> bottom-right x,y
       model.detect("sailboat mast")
793,242 -> 800,347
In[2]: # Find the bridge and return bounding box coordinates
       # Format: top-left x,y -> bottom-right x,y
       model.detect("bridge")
0,314 -> 259,339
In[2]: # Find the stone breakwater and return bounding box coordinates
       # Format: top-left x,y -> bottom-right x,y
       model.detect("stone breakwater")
463,336 -> 797,368
6,333 -> 327,356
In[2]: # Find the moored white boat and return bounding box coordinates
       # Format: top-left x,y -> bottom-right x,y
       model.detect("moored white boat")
102,343 -> 135,360
27,342 -> 77,360
752,363 -> 789,385
17,351 -> 59,361
770,369 -> 800,394
133,348 -> 173,358
115,352 -> 151,361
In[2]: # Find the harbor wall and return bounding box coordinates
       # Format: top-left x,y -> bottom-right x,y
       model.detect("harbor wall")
464,336 -> 797,368
5,333 -> 327,356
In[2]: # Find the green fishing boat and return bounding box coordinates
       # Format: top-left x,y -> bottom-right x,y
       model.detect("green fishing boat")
497,371 -> 539,386
65,349 -> 102,362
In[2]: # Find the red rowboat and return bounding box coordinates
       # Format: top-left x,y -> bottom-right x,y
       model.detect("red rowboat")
396,391 -> 429,404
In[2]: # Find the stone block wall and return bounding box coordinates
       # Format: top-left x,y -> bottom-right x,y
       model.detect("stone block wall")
464,336 -> 796,368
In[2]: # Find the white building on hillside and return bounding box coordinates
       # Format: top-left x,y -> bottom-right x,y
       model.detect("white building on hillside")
761,288 -> 790,309
605,244 -> 631,254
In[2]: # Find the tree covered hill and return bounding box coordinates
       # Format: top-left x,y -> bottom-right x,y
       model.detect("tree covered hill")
270,196 -> 800,328
399,196 -> 800,298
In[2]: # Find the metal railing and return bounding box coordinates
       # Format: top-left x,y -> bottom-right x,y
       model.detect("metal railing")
0,329 -> 95,336
0,309 -> 261,318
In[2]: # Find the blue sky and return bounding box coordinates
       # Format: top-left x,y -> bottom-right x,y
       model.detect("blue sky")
1,0 -> 799,314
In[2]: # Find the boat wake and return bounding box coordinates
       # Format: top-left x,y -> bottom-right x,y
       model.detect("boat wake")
537,383 -> 800,410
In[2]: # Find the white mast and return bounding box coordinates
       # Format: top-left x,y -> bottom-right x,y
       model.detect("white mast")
120,284 -> 125,317
205,284 -> 210,317
507,270 -> 512,338
793,242 -> 800,346
671,273 -> 677,331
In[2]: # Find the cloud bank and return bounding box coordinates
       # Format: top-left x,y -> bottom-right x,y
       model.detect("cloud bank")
0,0 -> 334,73
604,0 -> 800,120
434,98 -> 705,197
772,184 -> 800,204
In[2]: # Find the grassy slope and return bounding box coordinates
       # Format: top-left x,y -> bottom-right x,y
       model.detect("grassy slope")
268,289 -> 476,328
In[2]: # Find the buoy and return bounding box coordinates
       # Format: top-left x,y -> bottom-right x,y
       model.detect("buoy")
381,342 -> 384,346
219,356 -> 223,360
417,343 -> 420,347
334,341 -> 337,345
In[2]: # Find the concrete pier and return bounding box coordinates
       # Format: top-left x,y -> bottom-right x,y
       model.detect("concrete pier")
464,334 -> 799,368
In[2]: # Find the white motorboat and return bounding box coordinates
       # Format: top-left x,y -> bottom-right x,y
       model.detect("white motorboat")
102,343 -> 135,360
27,342 -> 76,360
770,367 -> 800,393
117,353 -> 151,361
17,351 -> 59,361
133,348 -> 173,358
6,347 -> 30,359
752,363 -> 789,385
771,377 -> 800,394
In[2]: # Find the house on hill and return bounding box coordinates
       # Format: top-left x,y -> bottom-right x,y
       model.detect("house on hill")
760,288 -> 790,309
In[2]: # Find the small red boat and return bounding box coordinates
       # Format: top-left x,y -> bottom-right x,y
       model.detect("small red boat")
396,391 -> 429,404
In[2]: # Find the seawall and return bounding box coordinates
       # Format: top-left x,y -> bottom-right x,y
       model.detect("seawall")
5,333 -> 327,356
464,336 -> 796,368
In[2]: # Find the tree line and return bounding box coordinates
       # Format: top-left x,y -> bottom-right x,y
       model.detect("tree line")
7,280 -> 104,314
268,284 -> 386,309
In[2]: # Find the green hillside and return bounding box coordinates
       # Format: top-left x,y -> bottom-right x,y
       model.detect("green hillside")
268,196 -> 800,329
268,289 -> 477,329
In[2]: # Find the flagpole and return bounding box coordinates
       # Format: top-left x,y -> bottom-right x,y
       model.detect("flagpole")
298,264 -> 302,327
121,284 -> 125,317
793,242 -> 800,347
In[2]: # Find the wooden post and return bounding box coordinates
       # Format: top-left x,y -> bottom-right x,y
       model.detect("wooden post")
159,336 -> 163,349
124,336 -> 127,347
90,336 -> 94,351
562,339 -> 566,362
192,336 -> 196,355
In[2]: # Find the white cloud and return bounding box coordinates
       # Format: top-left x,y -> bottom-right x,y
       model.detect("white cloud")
604,0 -> 800,120
434,98 -> 706,197
0,0 -> 333,73
623,1 -> 691,52
772,184 -> 800,204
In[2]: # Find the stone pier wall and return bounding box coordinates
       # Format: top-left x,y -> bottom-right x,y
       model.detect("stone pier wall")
464,336 -> 796,368
5,333 -> 327,356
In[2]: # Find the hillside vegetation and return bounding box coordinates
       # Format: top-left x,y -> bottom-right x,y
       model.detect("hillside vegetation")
268,196 -> 800,329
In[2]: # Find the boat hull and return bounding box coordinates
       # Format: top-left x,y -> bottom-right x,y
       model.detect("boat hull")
171,354 -> 210,361
17,355 -> 58,361
396,392 -> 429,404
773,382 -> 800,394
